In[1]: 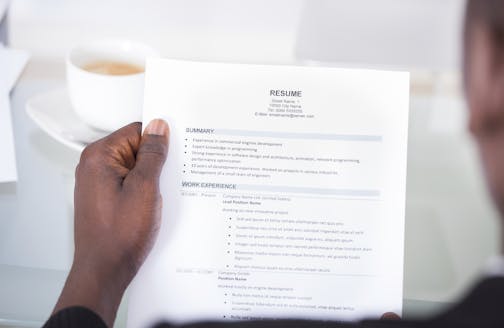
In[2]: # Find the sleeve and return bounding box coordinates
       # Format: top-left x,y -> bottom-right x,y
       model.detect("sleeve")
42,306 -> 108,328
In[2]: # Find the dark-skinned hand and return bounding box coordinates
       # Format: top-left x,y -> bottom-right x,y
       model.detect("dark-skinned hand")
53,119 -> 169,327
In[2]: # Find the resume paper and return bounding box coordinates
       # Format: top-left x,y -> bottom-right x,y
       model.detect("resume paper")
128,59 -> 409,327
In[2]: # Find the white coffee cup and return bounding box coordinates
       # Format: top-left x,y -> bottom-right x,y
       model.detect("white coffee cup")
66,39 -> 159,131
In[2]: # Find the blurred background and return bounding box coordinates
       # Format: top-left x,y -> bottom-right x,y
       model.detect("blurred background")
0,0 -> 500,327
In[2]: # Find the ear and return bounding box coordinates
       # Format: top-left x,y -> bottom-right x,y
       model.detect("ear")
466,22 -> 504,137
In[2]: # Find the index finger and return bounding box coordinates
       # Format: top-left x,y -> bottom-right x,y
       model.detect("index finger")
83,122 -> 142,173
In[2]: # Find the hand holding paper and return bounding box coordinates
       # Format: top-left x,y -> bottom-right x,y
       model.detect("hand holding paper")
53,121 -> 170,328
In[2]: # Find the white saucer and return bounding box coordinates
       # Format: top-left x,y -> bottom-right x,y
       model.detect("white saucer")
26,88 -> 109,152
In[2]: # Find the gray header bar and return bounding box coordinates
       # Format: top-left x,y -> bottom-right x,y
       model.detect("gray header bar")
214,129 -> 382,142
237,184 -> 380,197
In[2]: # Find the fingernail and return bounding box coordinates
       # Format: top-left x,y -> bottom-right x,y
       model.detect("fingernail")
145,119 -> 169,136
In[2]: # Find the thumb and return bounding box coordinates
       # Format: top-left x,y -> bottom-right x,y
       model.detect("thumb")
132,119 -> 170,183
381,312 -> 401,320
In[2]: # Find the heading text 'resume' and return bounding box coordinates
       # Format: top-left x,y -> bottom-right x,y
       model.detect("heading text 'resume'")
270,90 -> 302,97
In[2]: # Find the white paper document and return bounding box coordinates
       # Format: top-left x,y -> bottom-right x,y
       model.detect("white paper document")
129,59 -> 409,327
0,44 -> 29,92
0,1 -> 9,22
0,45 -> 29,183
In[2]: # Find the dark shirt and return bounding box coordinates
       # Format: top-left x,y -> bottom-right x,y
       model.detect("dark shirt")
43,277 -> 504,328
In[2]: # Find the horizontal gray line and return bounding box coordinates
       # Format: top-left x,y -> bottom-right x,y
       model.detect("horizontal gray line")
214,129 -> 382,142
236,184 -> 380,197
176,267 -> 377,278
182,189 -> 381,201
225,269 -> 378,277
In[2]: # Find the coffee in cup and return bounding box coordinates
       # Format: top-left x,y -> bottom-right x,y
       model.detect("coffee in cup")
82,60 -> 145,76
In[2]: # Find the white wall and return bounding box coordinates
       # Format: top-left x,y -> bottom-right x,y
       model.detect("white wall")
9,0 -> 304,63
10,0 -> 465,69
296,0 -> 465,70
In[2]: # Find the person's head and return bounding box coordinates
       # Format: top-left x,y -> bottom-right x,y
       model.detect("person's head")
464,0 -> 504,219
